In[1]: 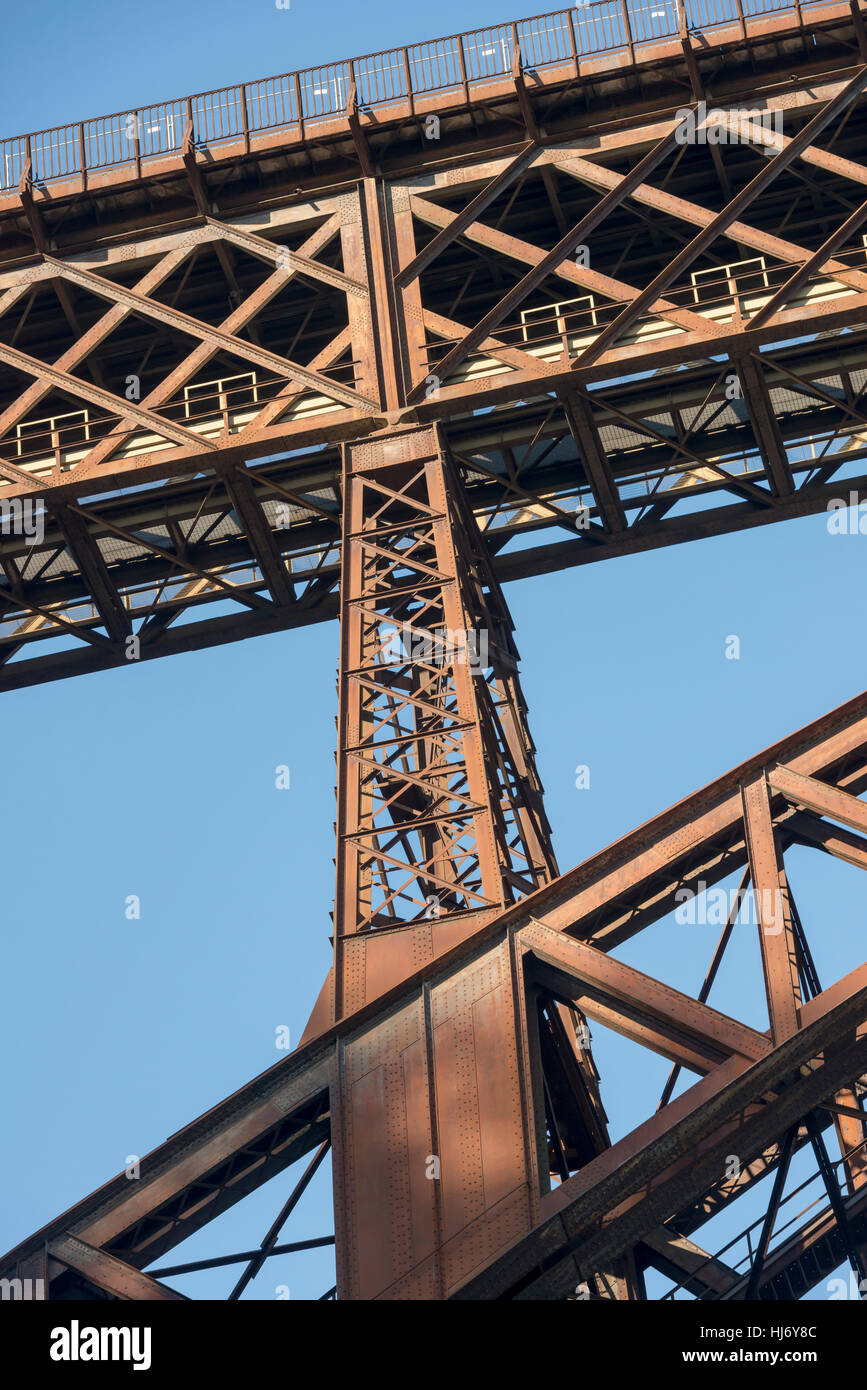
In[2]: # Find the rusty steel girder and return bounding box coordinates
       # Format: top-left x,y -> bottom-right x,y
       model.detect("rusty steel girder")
4,1 -> 867,1304
1,5 -> 867,687
5,686 -> 867,1297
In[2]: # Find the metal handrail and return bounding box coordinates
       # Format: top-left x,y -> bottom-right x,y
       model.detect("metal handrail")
659,1130 -> 867,1300
0,0 -> 837,192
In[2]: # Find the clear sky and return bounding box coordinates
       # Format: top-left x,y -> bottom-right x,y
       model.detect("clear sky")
1,0 -> 863,1301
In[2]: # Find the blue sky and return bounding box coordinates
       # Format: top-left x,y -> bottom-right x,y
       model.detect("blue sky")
3,0 -> 525,137
1,0 -> 864,1301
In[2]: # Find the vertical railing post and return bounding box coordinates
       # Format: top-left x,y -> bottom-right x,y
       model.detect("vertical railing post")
401,48 -> 415,115
620,0 -> 636,60
568,6 -> 581,74
240,84 -> 250,153
457,33 -> 470,102
77,122 -> 87,191
351,59 -> 360,113
734,0 -> 748,39
294,71 -> 305,139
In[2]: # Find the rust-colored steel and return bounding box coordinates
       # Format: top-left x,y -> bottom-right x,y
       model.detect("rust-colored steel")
6,687 -> 867,1298
324,421 -> 609,1296
6,65 -> 867,684
332,425 -> 559,1009
4,0 -> 867,1301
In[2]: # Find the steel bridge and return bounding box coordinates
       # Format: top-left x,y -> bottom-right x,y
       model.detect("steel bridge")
3,0 -> 867,1301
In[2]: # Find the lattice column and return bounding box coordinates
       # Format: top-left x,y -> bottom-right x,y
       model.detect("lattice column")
332,423 -> 560,1017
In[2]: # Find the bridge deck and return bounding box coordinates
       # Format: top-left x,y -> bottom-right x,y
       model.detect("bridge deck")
0,0 -> 865,690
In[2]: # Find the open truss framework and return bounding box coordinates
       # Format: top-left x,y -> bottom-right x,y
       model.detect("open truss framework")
3,0 -> 867,1300
4,689 -> 867,1299
0,3 -> 866,690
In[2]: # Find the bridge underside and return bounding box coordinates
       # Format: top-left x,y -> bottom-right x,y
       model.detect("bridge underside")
3,1 -> 867,1304
0,4 -> 866,689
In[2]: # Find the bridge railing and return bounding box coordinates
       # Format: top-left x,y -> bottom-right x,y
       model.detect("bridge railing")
0,0 -> 838,192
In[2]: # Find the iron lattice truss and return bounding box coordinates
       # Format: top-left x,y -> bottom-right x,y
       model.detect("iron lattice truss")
3,0 -> 867,1301
0,3 -> 867,688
